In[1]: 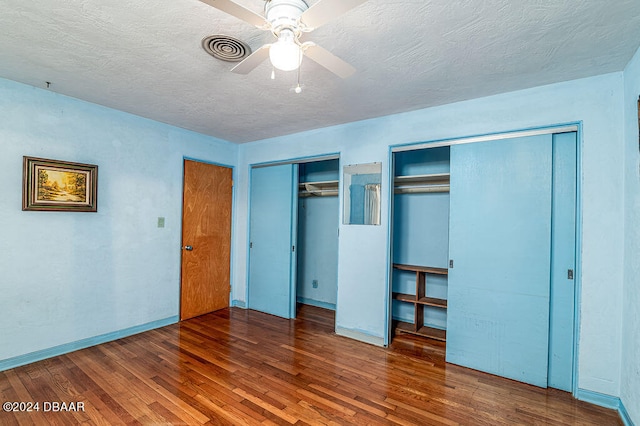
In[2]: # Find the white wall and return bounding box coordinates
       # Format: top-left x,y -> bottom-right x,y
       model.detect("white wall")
234,72 -> 626,397
622,46 -> 640,424
0,78 -> 237,362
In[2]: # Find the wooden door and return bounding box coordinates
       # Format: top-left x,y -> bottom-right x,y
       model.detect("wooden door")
248,164 -> 298,319
180,160 -> 233,320
446,134 -> 553,387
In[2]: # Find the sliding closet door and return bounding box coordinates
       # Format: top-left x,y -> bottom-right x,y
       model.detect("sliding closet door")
248,164 -> 298,319
548,132 -> 577,391
446,134 -> 553,387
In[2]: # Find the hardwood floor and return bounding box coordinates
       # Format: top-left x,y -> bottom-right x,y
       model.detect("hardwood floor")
0,305 -> 621,425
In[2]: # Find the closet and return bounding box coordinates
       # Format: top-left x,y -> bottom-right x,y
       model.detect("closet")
296,160 -> 339,311
391,146 -> 450,341
248,158 -> 339,320
390,130 -> 577,391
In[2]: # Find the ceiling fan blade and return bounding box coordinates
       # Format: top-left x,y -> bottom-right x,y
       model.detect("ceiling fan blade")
303,43 -> 355,79
300,0 -> 367,30
198,0 -> 267,28
230,44 -> 271,74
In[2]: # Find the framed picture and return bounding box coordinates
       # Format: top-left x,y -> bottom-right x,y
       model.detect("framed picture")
22,156 -> 98,212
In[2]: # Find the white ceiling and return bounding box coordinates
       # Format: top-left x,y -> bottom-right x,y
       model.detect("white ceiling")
1,0 -> 640,143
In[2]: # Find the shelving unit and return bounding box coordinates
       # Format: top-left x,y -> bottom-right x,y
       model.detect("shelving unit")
298,180 -> 339,197
392,263 -> 448,341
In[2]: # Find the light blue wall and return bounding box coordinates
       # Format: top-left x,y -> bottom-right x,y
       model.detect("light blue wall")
622,46 -> 640,425
0,65 -> 630,407
0,78 -> 237,363
299,160 -> 339,183
234,72 -> 626,397
297,161 -> 339,308
297,196 -> 339,308
393,147 -> 450,269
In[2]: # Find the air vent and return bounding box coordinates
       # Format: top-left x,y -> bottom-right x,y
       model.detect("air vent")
202,35 -> 252,62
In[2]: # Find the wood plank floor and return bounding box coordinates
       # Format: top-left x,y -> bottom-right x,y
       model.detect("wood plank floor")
0,305 -> 622,425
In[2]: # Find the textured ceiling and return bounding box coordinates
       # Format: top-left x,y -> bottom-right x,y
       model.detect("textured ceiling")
1,0 -> 640,143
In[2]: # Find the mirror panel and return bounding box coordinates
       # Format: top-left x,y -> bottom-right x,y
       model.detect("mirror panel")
343,162 -> 381,225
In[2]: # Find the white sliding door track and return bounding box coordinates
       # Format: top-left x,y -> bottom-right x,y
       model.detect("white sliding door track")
392,124 -> 579,153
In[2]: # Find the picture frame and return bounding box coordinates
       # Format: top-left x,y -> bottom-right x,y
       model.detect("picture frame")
22,156 -> 98,212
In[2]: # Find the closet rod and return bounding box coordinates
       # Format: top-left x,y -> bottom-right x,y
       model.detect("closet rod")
299,191 -> 339,197
394,186 -> 450,194
298,180 -> 339,197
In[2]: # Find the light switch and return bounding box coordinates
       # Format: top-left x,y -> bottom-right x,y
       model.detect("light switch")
157,217 -> 165,228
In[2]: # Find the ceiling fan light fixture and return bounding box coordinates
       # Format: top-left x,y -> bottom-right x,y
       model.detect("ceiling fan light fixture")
269,29 -> 302,71
199,0 -> 364,79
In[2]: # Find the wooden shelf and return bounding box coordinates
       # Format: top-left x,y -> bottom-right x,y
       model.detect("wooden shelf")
392,263 -> 448,342
394,292 -> 416,303
393,263 -> 448,275
393,293 -> 447,308
418,296 -> 447,308
395,321 -> 447,342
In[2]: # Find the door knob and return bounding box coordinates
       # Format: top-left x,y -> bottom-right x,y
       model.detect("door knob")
184,245 -> 193,251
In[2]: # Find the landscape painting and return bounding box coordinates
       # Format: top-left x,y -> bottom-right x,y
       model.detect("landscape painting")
23,156 -> 98,212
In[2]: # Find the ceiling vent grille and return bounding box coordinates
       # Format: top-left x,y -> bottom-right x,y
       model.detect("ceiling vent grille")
202,35 -> 252,62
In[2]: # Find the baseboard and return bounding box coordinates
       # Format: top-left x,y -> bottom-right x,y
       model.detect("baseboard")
297,297 -> 336,311
576,389 -> 635,426
231,300 -> 246,308
335,326 -> 385,347
0,316 -> 178,372
618,402 -> 635,426
576,389 -> 619,409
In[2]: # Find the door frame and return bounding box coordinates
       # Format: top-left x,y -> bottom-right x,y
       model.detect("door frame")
246,153 -> 341,320
179,157 -> 236,316
386,123 -> 582,396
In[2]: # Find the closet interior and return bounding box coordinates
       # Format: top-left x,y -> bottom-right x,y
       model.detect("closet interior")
296,159 -> 340,312
391,146 -> 450,342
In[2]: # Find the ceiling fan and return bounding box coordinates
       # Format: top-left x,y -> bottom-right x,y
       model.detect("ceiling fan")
198,0 -> 367,78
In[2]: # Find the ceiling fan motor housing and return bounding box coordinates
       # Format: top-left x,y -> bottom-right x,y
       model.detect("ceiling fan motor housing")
265,0 -> 309,36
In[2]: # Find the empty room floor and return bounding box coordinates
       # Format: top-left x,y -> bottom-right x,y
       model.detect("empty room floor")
0,305 -> 621,425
